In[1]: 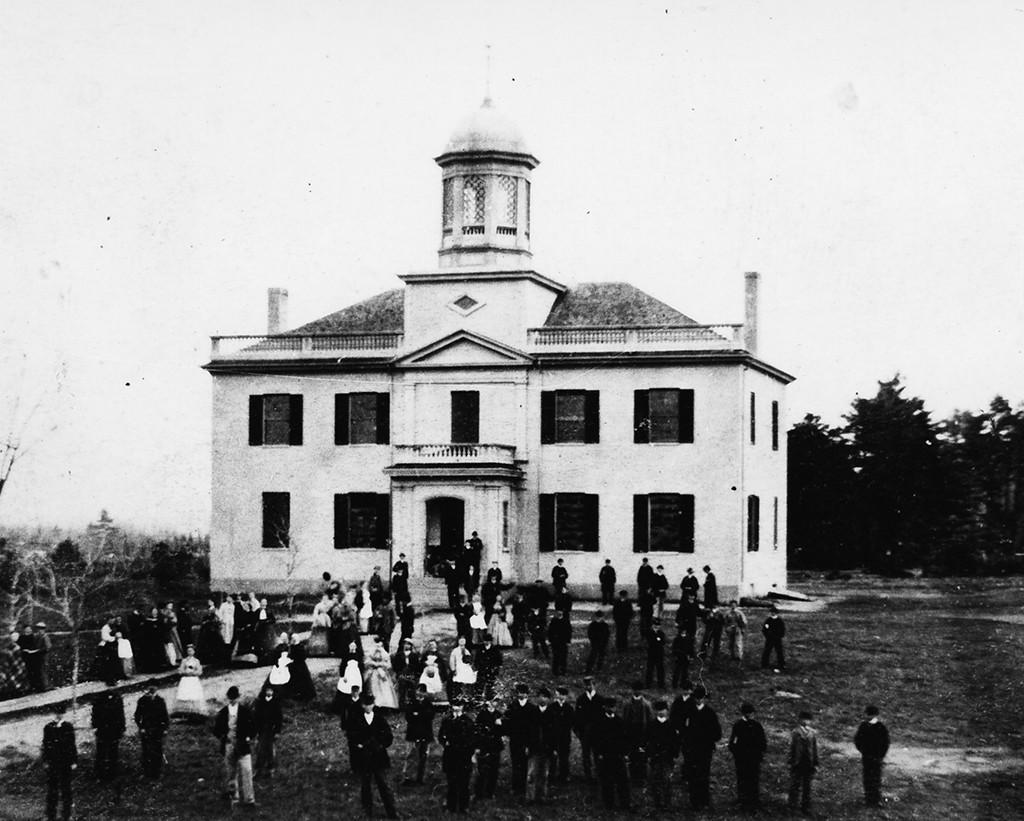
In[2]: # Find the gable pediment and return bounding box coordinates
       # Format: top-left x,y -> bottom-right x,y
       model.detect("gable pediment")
396,330 -> 533,369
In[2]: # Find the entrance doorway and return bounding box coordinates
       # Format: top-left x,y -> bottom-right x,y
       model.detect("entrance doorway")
425,497 -> 464,577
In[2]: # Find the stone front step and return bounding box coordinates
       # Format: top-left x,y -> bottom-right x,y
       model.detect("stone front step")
406,577 -> 451,609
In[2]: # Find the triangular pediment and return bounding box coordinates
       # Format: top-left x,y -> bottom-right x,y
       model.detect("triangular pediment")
396,330 -> 533,368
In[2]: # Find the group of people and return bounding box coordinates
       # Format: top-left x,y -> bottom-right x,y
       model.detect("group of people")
1,622 -> 51,699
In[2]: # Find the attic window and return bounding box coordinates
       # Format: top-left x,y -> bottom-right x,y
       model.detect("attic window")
448,294 -> 484,317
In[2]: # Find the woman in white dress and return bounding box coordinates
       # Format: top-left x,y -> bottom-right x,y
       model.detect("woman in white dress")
308,594 -> 332,656
487,595 -> 514,648
448,635 -> 477,701
172,645 -> 207,721
418,652 -> 444,697
469,595 -> 488,646
358,583 -> 373,633
332,657 -> 363,713
363,638 -> 399,709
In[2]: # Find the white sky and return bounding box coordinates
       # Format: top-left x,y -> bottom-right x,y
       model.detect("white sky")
2,0 -> 1022,531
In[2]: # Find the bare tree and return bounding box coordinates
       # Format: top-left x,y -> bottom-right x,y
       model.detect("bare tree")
266,512 -> 303,617
19,527 -> 139,708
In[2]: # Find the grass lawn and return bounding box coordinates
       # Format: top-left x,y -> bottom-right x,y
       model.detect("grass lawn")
1,575 -> 1022,819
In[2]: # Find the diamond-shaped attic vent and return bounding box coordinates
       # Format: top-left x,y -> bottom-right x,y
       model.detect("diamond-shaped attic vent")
454,295 -> 478,311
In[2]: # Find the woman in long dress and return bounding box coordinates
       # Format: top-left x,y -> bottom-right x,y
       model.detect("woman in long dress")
253,598 -> 278,664
287,635 -> 317,701
331,657 -> 363,713
487,596 -> 514,648
363,638 -> 399,709
308,594 -> 332,657
172,645 -> 207,721
418,652 -> 444,697
267,650 -> 293,696
448,636 -> 477,701
358,583 -> 372,634
161,603 -> 183,667
195,601 -> 222,666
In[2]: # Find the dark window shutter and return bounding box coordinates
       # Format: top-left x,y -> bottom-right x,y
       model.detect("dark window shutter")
750,392 -> 756,445
375,494 -> 390,549
679,389 -> 695,443
584,391 -> 600,443
633,495 -> 649,553
334,394 -> 349,445
249,396 -> 263,446
334,494 -> 349,550
540,392 -> 556,444
288,395 -> 303,445
633,390 -> 650,444
539,494 -> 555,552
584,494 -> 599,551
680,494 -> 695,553
771,400 -> 779,451
376,393 -> 390,444
747,495 -> 760,552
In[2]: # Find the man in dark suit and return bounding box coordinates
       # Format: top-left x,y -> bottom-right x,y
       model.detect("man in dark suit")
761,605 -> 786,670
254,687 -> 283,778
728,701 -> 767,811
550,686 -> 574,784
702,565 -> 719,608
392,638 -> 421,707
612,590 -> 634,652
636,558 -> 654,600
475,633 -> 502,700
547,609 -> 572,677
680,568 -> 700,601
212,685 -> 256,806
592,696 -> 631,810
685,685 -> 722,811
854,704 -> 890,807
340,684 -> 365,772
42,705 -> 77,821
586,610 -> 610,673
348,693 -> 398,818
91,690 -> 126,782
390,554 -> 410,618
646,699 -> 681,809
504,683 -> 541,798
474,695 -> 504,799
134,684 -> 169,779
551,558 -> 568,593
439,697 -> 476,813
401,684 -> 434,785
644,618 -> 667,689
598,559 -> 616,605
574,676 -> 601,782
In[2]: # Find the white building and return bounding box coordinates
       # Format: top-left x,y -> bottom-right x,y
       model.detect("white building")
204,98 -> 793,601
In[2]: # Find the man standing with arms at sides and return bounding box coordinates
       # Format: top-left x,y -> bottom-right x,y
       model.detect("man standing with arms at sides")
636,558 -> 654,600
685,685 -> 722,812
533,687 -> 558,804
438,697 -> 475,814
340,683 -> 364,773
551,558 -> 568,594
702,565 -> 719,608
789,711 -> 819,815
645,699 -> 680,810
504,683 -> 541,799
91,690 -> 126,784
42,704 -> 76,821
474,695 -> 504,800
574,676 -> 601,783
644,617 -> 667,689
135,684 -> 169,780
591,696 -> 631,811
475,632 -> 502,700
761,605 -> 787,671
485,559 -> 503,586
724,599 -> 748,664
854,704 -> 890,808
612,589 -> 633,652
671,625 -> 692,688
348,693 -> 399,819
401,683 -> 435,785
547,609 -> 572,677
622,682 -> 653,786
390,553 -> 410,618
652,565 -> 670,619
550,686 -> 574,785
585,609 -> 609,673
598,559 -> 616,605
680,567 -> 700,601
466,530 -> 484,594
728,701 -> 767,811
253,687 -> 283,779
213,685 -> 256,807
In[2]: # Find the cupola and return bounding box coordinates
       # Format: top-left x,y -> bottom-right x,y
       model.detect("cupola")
434,97 -> 539,269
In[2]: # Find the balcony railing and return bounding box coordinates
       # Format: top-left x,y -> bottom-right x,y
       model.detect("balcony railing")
209,333 -> 403,360
526,324 -> 744,351
392,443 -> 517,464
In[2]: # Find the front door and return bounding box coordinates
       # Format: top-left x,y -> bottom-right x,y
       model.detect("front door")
425,497 -> 464,577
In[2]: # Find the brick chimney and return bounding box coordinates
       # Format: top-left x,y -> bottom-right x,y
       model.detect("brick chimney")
743,272 -> 759,355
267,287 -> 288,335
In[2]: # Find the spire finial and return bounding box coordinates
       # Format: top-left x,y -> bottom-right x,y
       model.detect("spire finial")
483,44 -> 492,105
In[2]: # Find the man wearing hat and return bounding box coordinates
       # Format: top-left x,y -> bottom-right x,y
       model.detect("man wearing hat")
348,692 -> 398,818
90,689 -> 126,782
21,622 -> 52,692
504,684 -> 541,797
728,701 -> 767,810
645,699 -> 681,809
439,697 -> 476,813
550,686 -> 575,784
622,682 -> 653,785
854,704 -> 890,807
134,683 -> 169,779
41,703 -> 76,821
547,609 -> 572,677
644,617 -> 667,689
475,633 -> 502,700
474,695 -> 504,799
401,683 -> 435,785
669,680 -> 697,787
761,605 -> 786,671
591,696 -> 631,810
212,685 -> 256,806
685,685 -> 722,811
788,710 -> 819,814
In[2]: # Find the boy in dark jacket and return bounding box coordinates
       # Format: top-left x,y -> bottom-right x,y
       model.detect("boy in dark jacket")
439,697 -> 476,813
685,685 -> 722,811
728,701 -> 767,810
504,684 -> 541,797
586,610 -> 610,673
591,696 -> 631,810
348,693 -> 398,818
402,684 -> 435,784
612,590 -> 634,652
761,605 -> 786,670
528,608 -> 549,658
550,686 -> 574,783
91,691 -> 125,782
42,705 -> 77,821
134,685 -> 169,779
547,610 -> 572,676
253,687 -> 284,778
670,628 -> 692,688
645,699 -> 680,808
854,704 -> 890,807
474,696 -> 504,799
788,711 -> 819,814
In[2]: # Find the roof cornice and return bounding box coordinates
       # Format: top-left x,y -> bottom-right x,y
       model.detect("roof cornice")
398,268 -> 566,294
532,350 -> 796,383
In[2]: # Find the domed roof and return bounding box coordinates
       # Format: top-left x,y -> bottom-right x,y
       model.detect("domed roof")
442,97 -> 532,156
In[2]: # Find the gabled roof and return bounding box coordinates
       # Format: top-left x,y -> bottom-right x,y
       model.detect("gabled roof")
395,329 -> 533,369
543,282 -> 696,327
287,288 -> 404,334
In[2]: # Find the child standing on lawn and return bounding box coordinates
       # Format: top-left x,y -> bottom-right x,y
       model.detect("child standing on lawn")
788,711 -> 819,814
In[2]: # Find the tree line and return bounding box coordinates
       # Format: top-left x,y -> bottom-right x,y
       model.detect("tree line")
788,375 -> 1024,574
